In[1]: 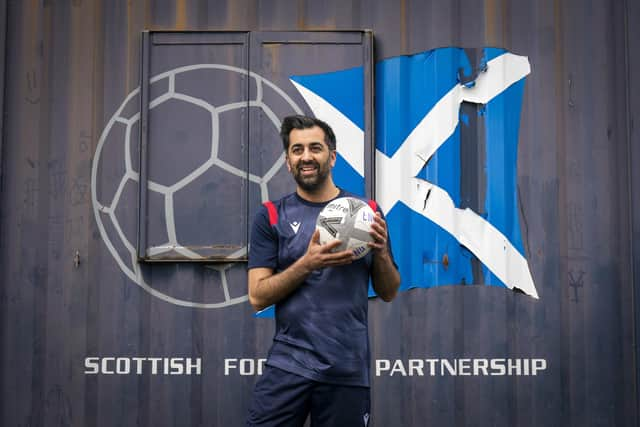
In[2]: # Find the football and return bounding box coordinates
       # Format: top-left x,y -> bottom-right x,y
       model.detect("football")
316,197 -> 376,259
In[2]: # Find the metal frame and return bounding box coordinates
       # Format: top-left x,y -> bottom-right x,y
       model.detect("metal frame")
363,30 -> 375,199
138,30 -> 375,262
249,30 -> 375,197
137,30 -> 251,262
137,31 -> 150,261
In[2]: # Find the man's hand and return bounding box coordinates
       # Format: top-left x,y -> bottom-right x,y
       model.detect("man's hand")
368,212 -> 401,302
248,230 -> 354,311
368,212 -> 390,257
301,230 -> 355,272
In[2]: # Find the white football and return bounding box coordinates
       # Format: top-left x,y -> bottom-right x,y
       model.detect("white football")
316,197 -> 376,259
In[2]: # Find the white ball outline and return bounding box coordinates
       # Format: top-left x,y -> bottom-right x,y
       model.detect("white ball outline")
91,64 -> 302,308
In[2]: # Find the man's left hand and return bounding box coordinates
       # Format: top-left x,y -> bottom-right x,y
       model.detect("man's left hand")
368,212 -> 389,256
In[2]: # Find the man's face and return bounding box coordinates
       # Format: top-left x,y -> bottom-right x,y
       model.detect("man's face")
286,126 -> 336,192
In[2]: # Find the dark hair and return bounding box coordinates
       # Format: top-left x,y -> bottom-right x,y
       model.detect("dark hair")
280,115 -> 336,151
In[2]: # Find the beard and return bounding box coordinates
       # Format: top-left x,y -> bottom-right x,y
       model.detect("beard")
291,158 -> 332,192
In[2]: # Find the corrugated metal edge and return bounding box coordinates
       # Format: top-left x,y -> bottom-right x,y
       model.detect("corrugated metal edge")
0,0 -> 7,205
137,30 -> 150,260
363,29 -> 374,199
0,3 -> 6,424
623,0 -> 640,424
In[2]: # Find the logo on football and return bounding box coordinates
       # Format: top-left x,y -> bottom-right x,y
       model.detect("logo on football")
316,197 -> 375,259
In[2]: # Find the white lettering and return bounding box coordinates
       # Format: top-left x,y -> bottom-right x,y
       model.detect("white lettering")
257,359 -> 267,375
170,358 -> 184,375
376,359 -> 390,376
102,357 -> 115,375
474,359 -> 489,376
373,358 -> 547,377
223,358 -> 267,376
133,357 -> 145,375
458,359 -> 471,376
425,359 -> 438,376
148,358 -> 162,375
532,359 -> 547,375
408,359 -> 424,376
225,359 -> 237,375
508,358 -> 522,375
116,358 -> 130,374
390,360 -> 407,376
185,358 -> 202,375
240,359 -> 254,375
84,357 -> 99,374
83,356 -> 548,378
490,358 -> 506,376
441,359 -> 456,376
84,357 -> 202,376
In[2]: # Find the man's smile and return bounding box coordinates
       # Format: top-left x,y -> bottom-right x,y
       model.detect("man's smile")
298,163 -> 319,177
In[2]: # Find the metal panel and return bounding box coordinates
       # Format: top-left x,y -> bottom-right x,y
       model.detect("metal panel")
626,0 -> 640,420
138,31 -> 250,261
0,1 -> 638,427
247,30 -> 373,222
136,30 -> 372,263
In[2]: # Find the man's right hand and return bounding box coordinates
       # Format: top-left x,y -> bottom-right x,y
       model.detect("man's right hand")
248,230 -> 354,311
300,230 -> 354,272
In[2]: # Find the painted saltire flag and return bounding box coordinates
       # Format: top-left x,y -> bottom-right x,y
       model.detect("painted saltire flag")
290,47 -> 539,300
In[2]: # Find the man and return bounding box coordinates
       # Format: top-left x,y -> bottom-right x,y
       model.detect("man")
247,115 -> 400,426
